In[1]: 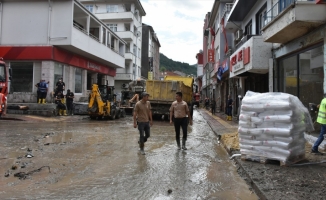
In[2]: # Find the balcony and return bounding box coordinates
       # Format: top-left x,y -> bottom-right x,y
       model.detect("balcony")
96,12 -> 134,22
225,0 -> 257,30
117,31 -> 136,42
262,0 -> 326,44
125,52 -> 133,61
229,36 -> 272,78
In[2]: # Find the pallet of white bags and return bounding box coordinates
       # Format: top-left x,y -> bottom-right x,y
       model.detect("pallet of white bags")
241,153 -> 305,166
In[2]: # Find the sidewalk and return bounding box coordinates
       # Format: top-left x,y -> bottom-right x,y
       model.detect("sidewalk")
198,108 -> 326,200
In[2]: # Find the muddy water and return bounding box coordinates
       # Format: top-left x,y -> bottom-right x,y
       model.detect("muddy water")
0,110 -> 257,199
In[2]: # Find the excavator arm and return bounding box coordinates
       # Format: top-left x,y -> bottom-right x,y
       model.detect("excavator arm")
88,84 -> 108,115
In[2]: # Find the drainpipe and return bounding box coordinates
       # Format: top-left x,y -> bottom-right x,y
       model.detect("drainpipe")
47,0 -> 52,45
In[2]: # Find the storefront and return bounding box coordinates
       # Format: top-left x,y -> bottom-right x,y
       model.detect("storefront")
275,43 -> 324,108
1,46 -> 116,103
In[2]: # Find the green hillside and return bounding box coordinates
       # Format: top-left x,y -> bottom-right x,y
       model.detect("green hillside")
160,53 -> 197,76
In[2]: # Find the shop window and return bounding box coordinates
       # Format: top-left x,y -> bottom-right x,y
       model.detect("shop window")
75,68 -> 82,93
10,62 -> 33,92
299,46 -> 323,107
278,44 -> 324,107
54,63 -> 64,91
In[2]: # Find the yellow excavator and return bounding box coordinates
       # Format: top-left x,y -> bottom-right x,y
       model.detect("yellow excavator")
88,84 -> 125,120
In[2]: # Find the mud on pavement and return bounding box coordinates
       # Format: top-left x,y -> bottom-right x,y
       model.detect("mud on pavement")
200,109 -> 326,200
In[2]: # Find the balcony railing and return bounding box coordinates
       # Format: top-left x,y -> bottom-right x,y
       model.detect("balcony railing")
263,0 -> 315,28
234,35 -> 255,53
73,22 -> 125,57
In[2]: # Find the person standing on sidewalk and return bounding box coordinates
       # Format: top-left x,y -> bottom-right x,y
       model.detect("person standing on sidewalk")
38,80 -> 48,104
311,95 -> 326,154
170,92 -> 193,150
56,78 -> 65,94
226,95 -> 234,121
133,92 -> 153,155
65,89 -> 74,115
211,98 -> 216,115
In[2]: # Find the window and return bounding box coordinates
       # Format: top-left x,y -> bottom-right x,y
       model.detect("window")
278,44 -> 324,107
133,44 -> 137,55
256,4 -> 267,35
107,5 -> 118,13
0,65 -> 5,81
54,63 -> 64,90
75,68 -> 82,93
245,20 -> 252,36
107,24 -> 117,32
85,5 -> 93,13
10,62 -> 33,92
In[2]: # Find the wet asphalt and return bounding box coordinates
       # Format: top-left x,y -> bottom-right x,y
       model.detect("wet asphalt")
0,110 -> 257,200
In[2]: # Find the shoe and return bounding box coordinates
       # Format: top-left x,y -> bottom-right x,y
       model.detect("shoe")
140,149 -> 145,155
311,149 -> 324,155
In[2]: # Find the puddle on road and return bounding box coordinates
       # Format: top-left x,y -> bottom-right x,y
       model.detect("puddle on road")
0,111 -> 257,199
43,132 -> 73,144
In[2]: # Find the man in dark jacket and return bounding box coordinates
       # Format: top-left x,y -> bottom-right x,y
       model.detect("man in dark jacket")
66,89 -> 74,115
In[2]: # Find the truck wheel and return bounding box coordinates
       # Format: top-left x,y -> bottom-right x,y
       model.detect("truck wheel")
121,109 -> 126,118
109,109 -> 116,120
115,109 -> 121,119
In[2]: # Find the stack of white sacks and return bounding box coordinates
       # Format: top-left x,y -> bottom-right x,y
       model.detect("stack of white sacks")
239,91 -> 314,162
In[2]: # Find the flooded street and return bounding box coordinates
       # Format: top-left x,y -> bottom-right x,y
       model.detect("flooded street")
0,110 -> 257,199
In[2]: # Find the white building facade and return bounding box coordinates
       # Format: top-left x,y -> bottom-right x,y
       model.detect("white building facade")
0,0 -> 125,103
80,0 -> 146,94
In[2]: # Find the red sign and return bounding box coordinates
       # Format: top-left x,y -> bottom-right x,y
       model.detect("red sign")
230,46 -> 250,72
244,47 -> 250,65
208,49 -> 215,63
0,46 -> 116,76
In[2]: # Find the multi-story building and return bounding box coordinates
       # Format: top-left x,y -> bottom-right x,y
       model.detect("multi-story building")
0,0 -> 125,103
141,24 -> 161,80
262,0 -> 326,108
202,0 -> 233,113
80,0 -> 146,94
201,0 -> 326,118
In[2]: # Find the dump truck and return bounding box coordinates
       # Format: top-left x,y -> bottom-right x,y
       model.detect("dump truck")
88,84 -> 126,120
146,76 -> 194,119
120,80 -> 146,115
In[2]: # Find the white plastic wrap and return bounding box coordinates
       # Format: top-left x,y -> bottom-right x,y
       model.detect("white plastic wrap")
239,91 -> 314,162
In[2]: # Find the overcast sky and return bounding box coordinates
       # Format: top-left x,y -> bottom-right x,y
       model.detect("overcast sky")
140,0 -> 214,65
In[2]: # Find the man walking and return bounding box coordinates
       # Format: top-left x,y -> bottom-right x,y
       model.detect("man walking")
170,92 -> 193,150
311,94 -> 326,154
133,92 -> 153,155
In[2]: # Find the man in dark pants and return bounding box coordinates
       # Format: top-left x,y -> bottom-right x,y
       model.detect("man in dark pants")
56,78 -> 65,94
35,80 -> 41,103
133,92 -> 153,155
227,95 -> 234,121
65,89 -> 74,115
170,92 -> 193,150
211,98 -> 216,115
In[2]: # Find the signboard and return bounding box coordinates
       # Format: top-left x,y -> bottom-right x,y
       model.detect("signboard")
208,49 -> 215,63
230,47 -> 250,72
148,72 -> 153,80
316,0 -> 326,4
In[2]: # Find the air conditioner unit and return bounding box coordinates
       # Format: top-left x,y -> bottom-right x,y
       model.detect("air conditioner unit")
235,30 -> 243,40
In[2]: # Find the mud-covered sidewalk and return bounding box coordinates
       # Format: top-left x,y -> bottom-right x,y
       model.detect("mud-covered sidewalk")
200,109 -> 326,200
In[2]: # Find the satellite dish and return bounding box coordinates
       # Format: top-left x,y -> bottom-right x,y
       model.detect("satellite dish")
136,31 -> 141,37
